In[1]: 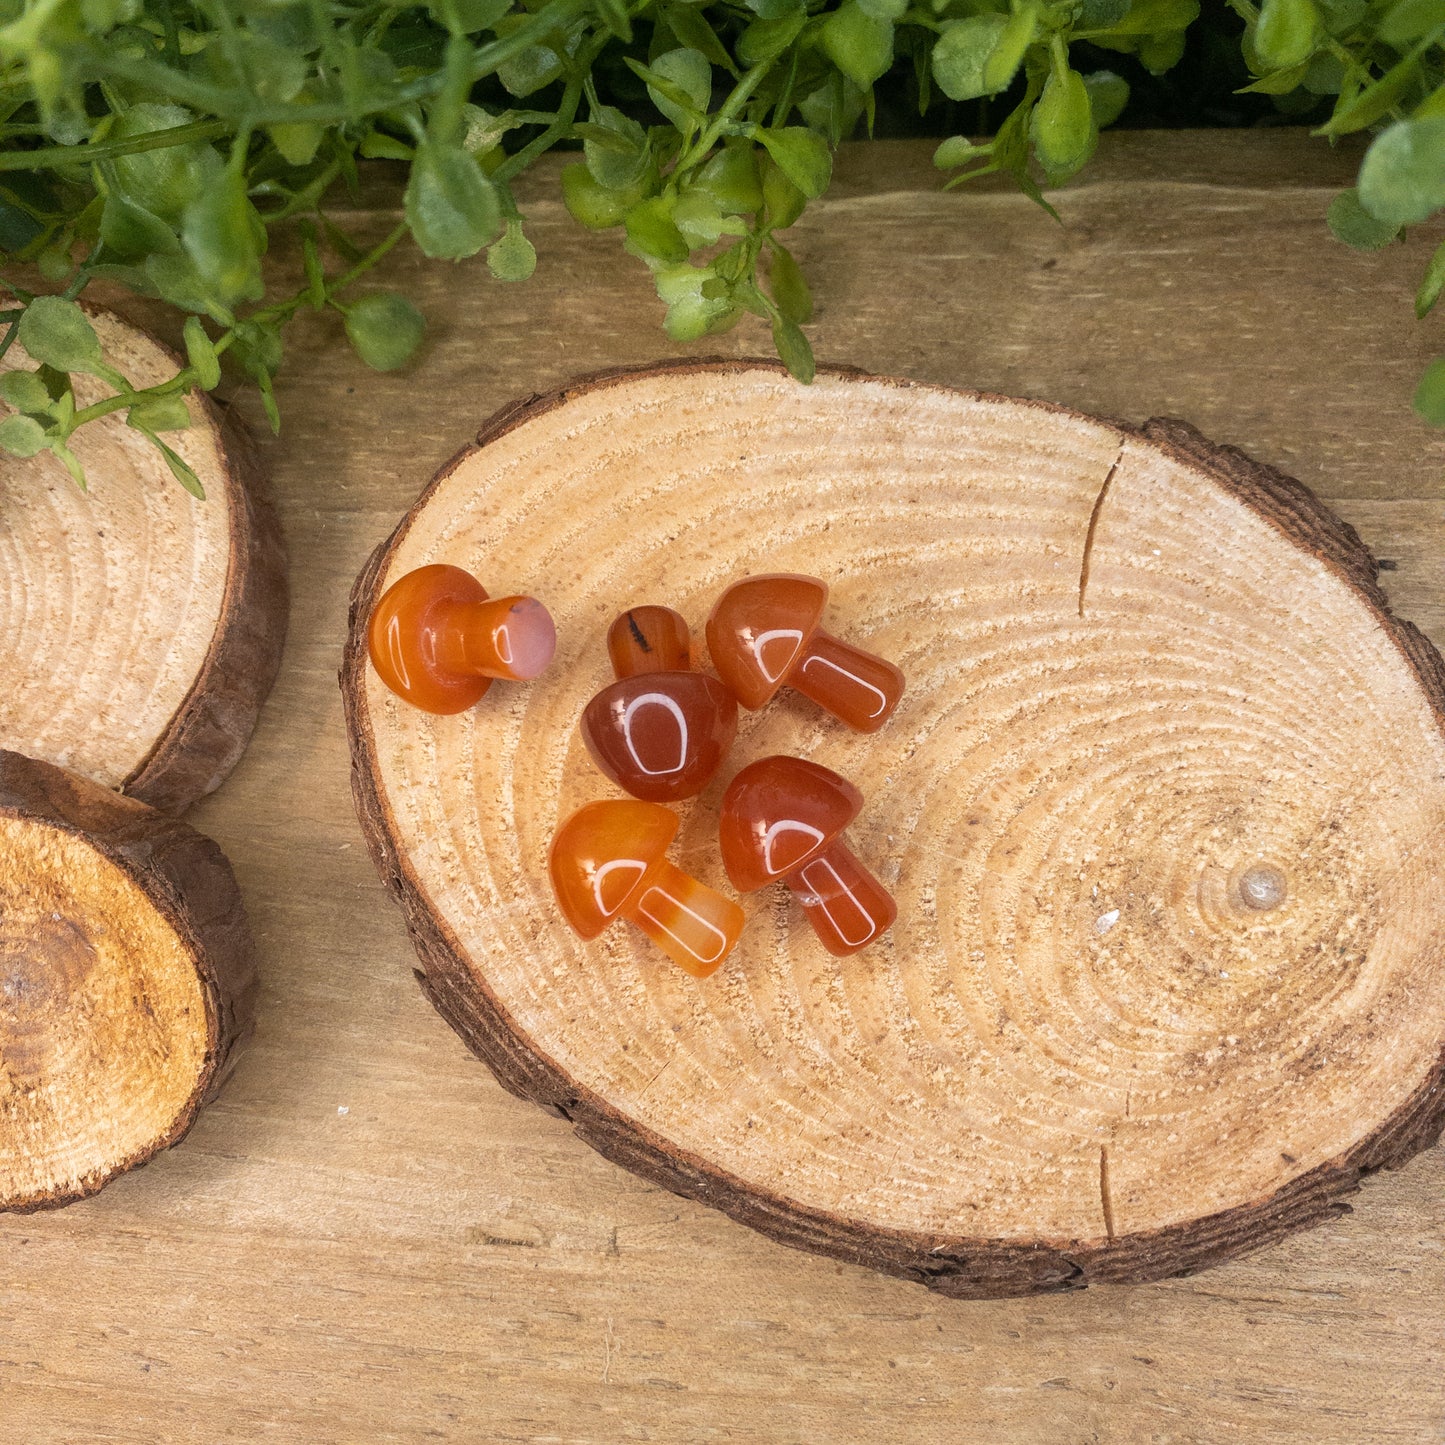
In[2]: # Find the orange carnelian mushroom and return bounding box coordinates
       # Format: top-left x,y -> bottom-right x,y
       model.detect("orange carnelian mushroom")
550,799 -> 744,978
368,564 -> 556,714
719,755 -> 896,957
705,574 -> 904,733
582,607 -> 737,803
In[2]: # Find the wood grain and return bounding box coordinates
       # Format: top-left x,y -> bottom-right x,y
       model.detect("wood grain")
343,364 -> 1445,1295
2,133 -> 1443,1440
0,307 -> 288,813
0,750 -> 257,1210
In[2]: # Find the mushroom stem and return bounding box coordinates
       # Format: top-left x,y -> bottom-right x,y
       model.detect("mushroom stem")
785,841 -> 897,957
789,630 -> 905,733
623,859 -> 744,979
434,596 -> 557,681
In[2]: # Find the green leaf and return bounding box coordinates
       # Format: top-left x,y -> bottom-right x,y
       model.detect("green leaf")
663,4 -> 736,73
582,106 -> 649,191
143,430 -> 206,498
126,394 -> 191,433
743,0 -> 801,17
182,169 -> 265,305
771,314 -> 814,382
497,43 -> 565,97
755,127 -> 832,199
345,292 -> 426,371
695,145 -> 764,214
822,3 -> 894,90
301,233 -> 326,308
769,241 -> 812,323
982,5 -> 1037,94
593,0 -> 633,42
0,413 -> 47,458
857,0 -> 906,18
1413,357 -> 1445,426
1254,0 -> 1320,72
1237,61 -> 1310,93
1083,0 -> 1198,35
183,316 -> 222,390
405,141 -> 502,259
17,296 -> 101,372
673,191 -> 726,246
797,71 -> 866,145
1358,116 -> 1445,228
433,0 -> 511,30
1327,188 -> 1401,251
360,131 -> 415,161
99,188 -> 179,261
256,371 -> 281,437
561,163 -> 637,228
1033,66 -> 1096,178
0,369 -> 55,415
110,105 -> 224,226
270,123 -> 323,167
655,264 -> 738,341
932,15 -> 1009,102
933,135 -> 992,169
1083,70 -> 1130,128
625,197 -> 690,264
644,48 -> 713,129
761,154 -> 807,227
1137,29 -> 1186,74
1416,239 -> 1445,319
1381,0 -> 1445,44
1318,49 -> 1423,135
144,254 -> 229,322
487,217 -> 537,281
738,9 -> 806,64
462,104 -> 520,156
51,442 -> 87,491
1418,80 -> 1445,119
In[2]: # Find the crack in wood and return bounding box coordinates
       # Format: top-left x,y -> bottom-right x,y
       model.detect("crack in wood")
1100,1146 -> 1117,1240
1078,446 -> 1125,619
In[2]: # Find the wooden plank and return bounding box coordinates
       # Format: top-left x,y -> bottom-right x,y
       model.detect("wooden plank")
3,132 -> 1444,1444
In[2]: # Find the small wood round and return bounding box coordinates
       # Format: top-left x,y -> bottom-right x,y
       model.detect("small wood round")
0,749 -> 257,1212
342,361 -> 1445,1298
0,306 -> 287,813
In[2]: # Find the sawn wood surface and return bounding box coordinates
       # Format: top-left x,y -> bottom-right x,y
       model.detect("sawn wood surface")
2,132 -> 1443,1443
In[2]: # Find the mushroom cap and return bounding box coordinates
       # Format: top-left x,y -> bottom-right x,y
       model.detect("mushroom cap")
549,799 -> 679,939
581,672 -> 739,803
705,574 -> 828,710
718,755 -> 863,893
368,563 -> 492,714
608,605 -> 693,678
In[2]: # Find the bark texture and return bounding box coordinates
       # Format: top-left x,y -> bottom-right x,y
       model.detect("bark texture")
0,749 -> 258,1212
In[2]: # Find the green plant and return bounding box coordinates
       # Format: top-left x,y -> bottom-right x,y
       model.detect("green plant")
0,0 -> 1441,491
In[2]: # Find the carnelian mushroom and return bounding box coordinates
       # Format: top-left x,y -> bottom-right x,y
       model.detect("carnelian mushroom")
549,799 -> 744,978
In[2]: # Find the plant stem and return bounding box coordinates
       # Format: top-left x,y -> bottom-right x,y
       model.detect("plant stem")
0,119 -> 230,172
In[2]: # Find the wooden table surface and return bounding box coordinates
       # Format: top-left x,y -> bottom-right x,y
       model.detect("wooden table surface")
4,132 -> 1444,1445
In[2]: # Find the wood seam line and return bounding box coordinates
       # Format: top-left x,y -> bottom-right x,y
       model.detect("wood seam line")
1100,1145 -> 1117,1240
1079,445 -> 1125,619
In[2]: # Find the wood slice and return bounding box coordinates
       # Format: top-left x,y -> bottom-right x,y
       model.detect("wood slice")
0,748 -> 257,1211
341,361 -> 1445,1298
0,306 -> 287,813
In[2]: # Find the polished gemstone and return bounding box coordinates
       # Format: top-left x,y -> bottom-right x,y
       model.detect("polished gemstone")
719,755 -> 895,957
705,573 -> 904,732
367,563 -> 556,714
550,800 -> 745,978
582,673 -> 737,802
